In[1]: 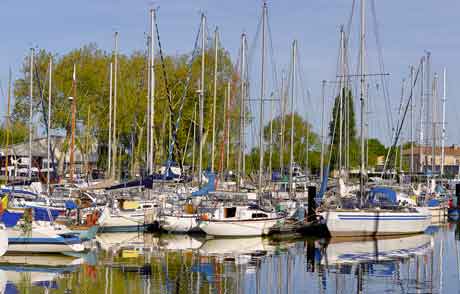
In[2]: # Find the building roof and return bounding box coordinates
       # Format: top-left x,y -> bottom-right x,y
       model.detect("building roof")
402,145 -> 460,156
0,136 -> 98,163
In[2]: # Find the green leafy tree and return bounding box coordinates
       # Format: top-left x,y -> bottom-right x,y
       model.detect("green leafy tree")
328,87 -> 358,169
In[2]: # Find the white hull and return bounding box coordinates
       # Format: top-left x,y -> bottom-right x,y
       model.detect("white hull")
7,224 -> 84,253
0,227 -> 7,257
321,209 -> 431,237
322,234 -> 432,265
199,218 -> 282,237
160,214 -> 200,233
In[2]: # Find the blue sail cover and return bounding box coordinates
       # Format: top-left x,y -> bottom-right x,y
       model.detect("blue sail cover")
32,207 -> 60,221
191,173 -> 216,197
368,187 -> 397,204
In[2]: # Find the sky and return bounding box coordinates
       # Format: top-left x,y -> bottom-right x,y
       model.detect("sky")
0,0 -> 459,146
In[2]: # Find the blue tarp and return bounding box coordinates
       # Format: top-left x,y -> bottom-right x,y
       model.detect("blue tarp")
31,207 -> 60,222
368,187 -> 397,204
191,173 -> 216,197
0,211 -> 22,227
65,200 -> 78,210
427,199 -> 440,207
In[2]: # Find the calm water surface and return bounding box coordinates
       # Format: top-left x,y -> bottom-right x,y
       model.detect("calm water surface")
3,224 -> 460,294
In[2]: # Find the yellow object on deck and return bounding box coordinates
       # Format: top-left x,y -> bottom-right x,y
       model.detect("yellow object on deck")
122,201 -> 140,210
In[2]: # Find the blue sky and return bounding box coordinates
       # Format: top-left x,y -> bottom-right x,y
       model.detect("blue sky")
0,0 -> 459,145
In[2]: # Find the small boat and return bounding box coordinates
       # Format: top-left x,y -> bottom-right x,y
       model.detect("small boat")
99,199 -> 159,233
198,205 -> 285,237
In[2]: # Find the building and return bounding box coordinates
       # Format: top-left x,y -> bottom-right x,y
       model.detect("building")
0,135 -> 99,180
402,145 -> 460,176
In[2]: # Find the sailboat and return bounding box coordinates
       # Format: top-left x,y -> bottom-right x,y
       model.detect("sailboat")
197,3 -> 288,237
320,0 -> 431,237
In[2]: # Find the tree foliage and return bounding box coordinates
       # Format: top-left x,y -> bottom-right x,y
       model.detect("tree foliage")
11,43 -> 238,178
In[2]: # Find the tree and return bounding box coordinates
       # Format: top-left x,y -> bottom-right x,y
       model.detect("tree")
259,113 -> 320,174
11,43 -> 238,178
328,87 -> 358,169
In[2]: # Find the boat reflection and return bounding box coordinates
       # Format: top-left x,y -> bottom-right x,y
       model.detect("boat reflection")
0,254 -> 83,293
319,234 -> 433,265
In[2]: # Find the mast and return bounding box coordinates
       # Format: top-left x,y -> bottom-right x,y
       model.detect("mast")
47,59 -> 52,194
237,33 -> 247,191
5,69 -> 11,182
146,35 -> 151,174
441,68 -> 446,177
280,71 -> 286,178
211,27 -> 219,173
192,103 -> 197,181
198,13 -> 206,186
410,65 -> 414,175
419,57 -> 425,172
268,92 -> 274,181
338,26 -> 345,174
29,48 -> 34,179
359,0 -> 366,203
258,2 -> 267,192
226,81 -> 231,171
288,40 -> 297,196
69,64 -> 77,183
432,73 -> 437,177
112,31 -> 119,179
425,52 -> 431,176
149,9 -> 155,174
108,62 -> 113,177
320,80 -> 326,180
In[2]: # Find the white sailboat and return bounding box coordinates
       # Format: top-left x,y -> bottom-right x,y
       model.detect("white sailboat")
198,205 -> 284,236
320,0 -> 431,237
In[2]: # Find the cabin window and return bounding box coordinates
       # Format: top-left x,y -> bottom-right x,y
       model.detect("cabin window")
252,213 -> 268,218
142,205 -> 152,209
224,207 -> 237,218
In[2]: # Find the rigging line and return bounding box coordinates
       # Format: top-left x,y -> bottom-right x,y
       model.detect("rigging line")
370,0 -> 393,138
247,14 -> 263,81
382,61 -> 421,174
345,0 -> 356,42
164,17 -> 203,177
154,11 -> 174,115
326,82 -> 342,171
266,15 -> 279,96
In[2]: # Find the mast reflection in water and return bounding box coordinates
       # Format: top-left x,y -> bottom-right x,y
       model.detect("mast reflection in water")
3,224 -> 460,293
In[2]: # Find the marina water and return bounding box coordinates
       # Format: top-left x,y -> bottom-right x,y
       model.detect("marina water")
2,223 -> 459,294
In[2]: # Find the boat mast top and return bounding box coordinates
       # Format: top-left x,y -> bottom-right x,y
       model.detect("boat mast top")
198,13 -> 206,187
258,1 -> 267,192
29,48 -> 34,180
359,0 -> 366,204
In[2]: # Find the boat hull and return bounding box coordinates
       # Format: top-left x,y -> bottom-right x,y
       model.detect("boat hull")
6,226 -> 84,253
0,227 -> 7,257
99,213 -> 158,233
160,214 -> 200,233
199,217 -> 283,237
320,209 -> 431,237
